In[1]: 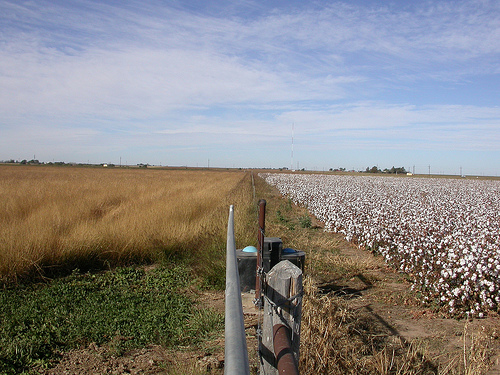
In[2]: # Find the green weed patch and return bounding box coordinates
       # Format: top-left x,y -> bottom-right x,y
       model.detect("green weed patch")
0,266 -> 223,374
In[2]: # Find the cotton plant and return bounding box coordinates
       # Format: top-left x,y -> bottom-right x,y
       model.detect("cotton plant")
261,173 -> 500,318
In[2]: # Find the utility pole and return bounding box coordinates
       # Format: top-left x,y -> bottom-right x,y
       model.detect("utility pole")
291,123 -> 294,171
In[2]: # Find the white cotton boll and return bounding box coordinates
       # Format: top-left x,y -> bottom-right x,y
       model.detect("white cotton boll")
262,173 -> 500,317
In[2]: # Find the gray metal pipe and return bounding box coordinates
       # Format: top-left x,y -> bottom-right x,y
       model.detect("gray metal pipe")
225,205 -> 251,375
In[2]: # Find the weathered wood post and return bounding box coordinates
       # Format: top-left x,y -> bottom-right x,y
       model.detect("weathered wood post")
260,260 -> 303,375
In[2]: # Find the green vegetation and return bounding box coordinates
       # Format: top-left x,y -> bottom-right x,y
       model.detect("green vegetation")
0,266 -> 223,374
298,215 -> 312,228
275,200 -> 312,230
365,166 -> 407,174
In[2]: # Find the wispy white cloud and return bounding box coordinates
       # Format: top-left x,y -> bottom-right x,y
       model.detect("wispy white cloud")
0,0 -> 499,173
278,103 -> 500,150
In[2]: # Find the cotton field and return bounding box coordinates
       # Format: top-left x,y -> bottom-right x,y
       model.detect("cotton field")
261,173 -> 500,317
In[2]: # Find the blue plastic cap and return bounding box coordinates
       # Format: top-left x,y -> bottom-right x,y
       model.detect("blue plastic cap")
283,248 -> 297,254
242,245 -> 258,253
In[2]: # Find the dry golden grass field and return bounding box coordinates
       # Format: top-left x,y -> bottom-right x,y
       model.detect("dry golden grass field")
0,165 -> 254,284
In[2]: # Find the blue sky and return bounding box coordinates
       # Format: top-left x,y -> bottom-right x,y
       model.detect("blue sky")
1,0 -> 499,175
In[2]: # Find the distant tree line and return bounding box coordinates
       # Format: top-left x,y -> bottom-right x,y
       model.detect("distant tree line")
0,159 -> 152,168
329,167 -> 346,172
0,159 -> 43,165
365,166 -> 407,174
327,166 -> 408,174
1,159 -> 72,165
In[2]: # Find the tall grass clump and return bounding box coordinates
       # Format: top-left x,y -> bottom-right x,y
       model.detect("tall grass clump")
0,166 -> 254,285
299,278 -> 439,375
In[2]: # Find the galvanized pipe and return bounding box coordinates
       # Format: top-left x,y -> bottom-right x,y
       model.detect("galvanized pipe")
224,205 -> 250,375
273,324 -> 299,375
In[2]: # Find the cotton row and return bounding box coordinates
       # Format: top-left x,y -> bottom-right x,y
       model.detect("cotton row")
261,173 -> 500,317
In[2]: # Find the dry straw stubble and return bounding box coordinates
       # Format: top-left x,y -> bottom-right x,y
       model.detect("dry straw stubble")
0,166 -> 253,283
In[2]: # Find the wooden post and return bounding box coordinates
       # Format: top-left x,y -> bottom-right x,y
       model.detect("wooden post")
260,260 -> 303,375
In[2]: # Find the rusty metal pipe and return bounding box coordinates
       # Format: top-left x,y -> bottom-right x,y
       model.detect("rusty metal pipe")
273,324 -> 299,375
255,199 -> 266,306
